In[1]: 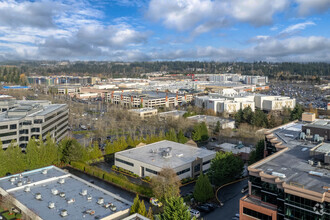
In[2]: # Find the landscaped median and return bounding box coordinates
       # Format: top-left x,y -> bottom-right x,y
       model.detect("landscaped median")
70,161 -> 153,198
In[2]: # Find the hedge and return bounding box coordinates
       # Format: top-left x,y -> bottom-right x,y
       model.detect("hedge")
70,162 -> 153,197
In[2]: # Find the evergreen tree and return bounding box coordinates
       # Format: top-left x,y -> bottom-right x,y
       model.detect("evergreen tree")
166,128 -> 178,142
137,200 -> 147,216
90,141 -> 102,160
214,121 -> 221,133
290,104 -> 304,121
177,130 -> 188,144
208,151 -> 244,186
130,194 -> 140,214
127,135 -> 135,147
147,207 -> 154,220
160,196 -> 191,220
192,124 -> 201,142
200,122 -> 209,141
193,174 -> 214,203
234,109 -> 244,127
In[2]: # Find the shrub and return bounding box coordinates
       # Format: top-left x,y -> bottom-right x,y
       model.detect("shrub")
71,161 -> 85,171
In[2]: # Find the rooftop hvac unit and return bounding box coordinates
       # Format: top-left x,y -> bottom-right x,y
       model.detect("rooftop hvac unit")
60,210 -> 68,217
9,177 -> 16,182
104,203 -> 112,208
42,169 -> 48,175
80,189 -> 87,196
317,161 -> 322,167
67,198 -> 75,204
110,204 -> 117,212
17,181 -> 23,187
48,202 -> 55,209
308,160 -> 314,165
87,195 -> 92,201
51,188 -> 59,195
58,178 -> 65,184
300,132 -> 306,140
24,186 -> 31,192
314,134 -> 320,142
309,171 -> 324,177
35,193 -> 42,200
271,172 -> 286,178
306,129 -> 311,136
97,197 -> 104,205
59,192 -> 66,198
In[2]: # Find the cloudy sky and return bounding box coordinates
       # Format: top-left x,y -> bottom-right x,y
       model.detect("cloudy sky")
0,0 -> 329,62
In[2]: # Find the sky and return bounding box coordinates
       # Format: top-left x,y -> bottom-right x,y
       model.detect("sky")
0,0 -> 329,62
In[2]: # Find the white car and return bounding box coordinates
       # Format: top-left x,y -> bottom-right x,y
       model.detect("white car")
189,208 -> 200,218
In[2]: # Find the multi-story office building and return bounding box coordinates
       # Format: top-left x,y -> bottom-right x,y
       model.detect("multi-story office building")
27,76 -> 100,86
240,121 -> 330,220
106,91 -> 193,108
115,140 -> 216,179
187,115 -> 235,129
0,97 -> 68,149
128,108 -> 158,119
0,166 -> 132,220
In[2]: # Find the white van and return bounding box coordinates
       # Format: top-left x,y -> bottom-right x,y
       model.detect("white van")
189,208 -> 200,218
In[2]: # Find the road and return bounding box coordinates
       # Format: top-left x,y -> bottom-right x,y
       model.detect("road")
203,179 -> 248,220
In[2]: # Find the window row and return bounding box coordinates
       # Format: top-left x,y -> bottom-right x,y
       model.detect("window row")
115,158 -> 134,167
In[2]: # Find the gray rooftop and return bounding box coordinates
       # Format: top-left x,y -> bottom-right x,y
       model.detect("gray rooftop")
187,115 -> 234,124
0,166 -> 131,220
116,140 -> 216,169
254,122 -> 330,194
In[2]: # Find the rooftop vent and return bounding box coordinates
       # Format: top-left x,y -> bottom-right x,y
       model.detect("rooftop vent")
24,186 -> 30,192
60,209 -> 68,217
97,197 -> 104,205
35,193 -> 42,200
87,195 -> 92,200
17,181 -> 23,187
271,172 -> 286,178
161,147 -> 172,158
80,189 -> 87,196
110,204 -> 117,212
51,188 -> 59,195
59,192 -> 66,198
58,178 -> 65,184
67,198 -> 75,204
309,171 -> 324,177
308,160 -> 314,165
48,202 -> 55,209
42,169 -> 48,175
9,177 -> 16,182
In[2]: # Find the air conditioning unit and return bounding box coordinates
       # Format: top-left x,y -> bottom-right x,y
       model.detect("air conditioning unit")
51,188 -> 59,195
58,178 -> 65,184
17,181 -> 23,187
80,189 -> 87,196
42,169 -> 48,175
87,195 -> 92,200
24,186 -> 31,192
48,202 -> 55,209
59,192 -> 66,198
97,197 -> 104,205
35,193 -> 42,200
60,210 -> 68,217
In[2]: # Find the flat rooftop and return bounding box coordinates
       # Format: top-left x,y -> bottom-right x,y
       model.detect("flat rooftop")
254,122 -> 330,194
116,91 -> 180,99
158,110 -> 187,117
116,140 -> 215,169
0,166 -> 131,220
187,115 -> 234,124
128,108 -> 157,113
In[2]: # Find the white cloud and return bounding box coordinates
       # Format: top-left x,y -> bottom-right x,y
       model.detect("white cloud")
295,0 -> 330,16
280,21 -> 315,35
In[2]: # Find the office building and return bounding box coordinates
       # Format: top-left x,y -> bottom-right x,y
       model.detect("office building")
158,110 -> 187,120
187,115 -> 235,129
128,108 -> 158,119
239,121 -> 330,220
0,97 -> 68,149
115,140 -> 216,179
0,166 -> 132,220
106,91 -> 193,108
302,119 -> 330,142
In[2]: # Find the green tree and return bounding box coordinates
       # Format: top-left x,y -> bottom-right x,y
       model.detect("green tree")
90,141 -> 102,160
208,151 -> 244,186
137,200 -> 147,216
59,138 -> 87,163
130,194 -> 140,214
290,104 -> 303,121
242,106 -> 254,124
214,121 -> 221,133
252,110 -> 268,128
249,140 -> 265,165
193,174 -> 214,203
127,135 -> 135,147
234,109 -> 244,127
166,128 -> 178,142
160,196 -> 191,220
147,207 -> 154,220
177,130 -> 188,144
192,123 -> 201,142
200,122 -> 209,141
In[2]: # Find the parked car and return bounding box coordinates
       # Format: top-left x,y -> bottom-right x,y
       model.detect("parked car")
150,198 -> 163,207
196,204 -> 212,213
188,208 -> 200,218
204,203 -> 218,210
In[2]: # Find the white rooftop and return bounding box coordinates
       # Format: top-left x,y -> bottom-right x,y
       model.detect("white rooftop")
0,166 -> 131,220
116,140 -> 216,169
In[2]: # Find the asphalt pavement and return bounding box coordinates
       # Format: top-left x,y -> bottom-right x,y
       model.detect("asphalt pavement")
203,179 -> 248,220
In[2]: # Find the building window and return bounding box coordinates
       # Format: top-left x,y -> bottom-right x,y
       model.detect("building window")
243,207 -> 272,220
34,119 -> 43,124
177,168 -> 190,176
10,124 -> 17,130
202,160 -> 211,165
22,121 -> 32,125
0,125 -> 8,130
19,129 -> 28,134
2,139 -> 16,145
146,168 -> 158,175
0,131 -> 17,137
194,164 -> 201,172
31,128 -> 40,133
115,158 -> 134,167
